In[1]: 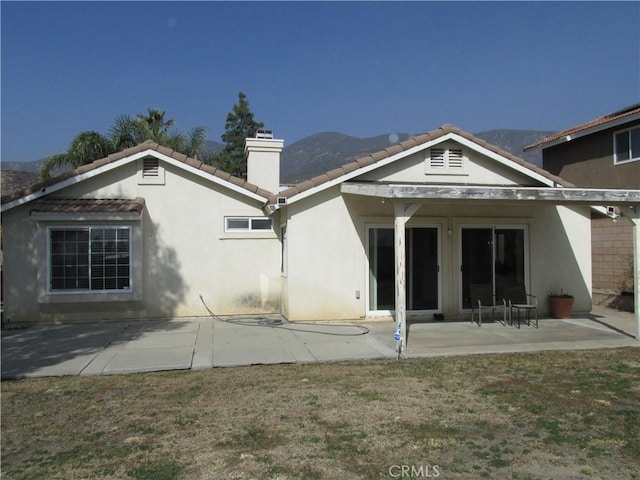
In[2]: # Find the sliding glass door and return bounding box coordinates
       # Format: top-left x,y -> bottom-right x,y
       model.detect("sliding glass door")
368,226 -> 440,313
461,226 -> 527,309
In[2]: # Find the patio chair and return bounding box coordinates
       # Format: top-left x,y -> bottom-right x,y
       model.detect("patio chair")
470,283 -> 506,327
505,285 -> 538,328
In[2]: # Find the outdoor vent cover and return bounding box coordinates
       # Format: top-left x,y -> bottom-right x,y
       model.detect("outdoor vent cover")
142,157 -> 160,177
428,147 -> 464,169
256,129 -> 274,139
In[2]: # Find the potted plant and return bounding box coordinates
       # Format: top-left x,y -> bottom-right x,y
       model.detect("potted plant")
548,289 -> 574,319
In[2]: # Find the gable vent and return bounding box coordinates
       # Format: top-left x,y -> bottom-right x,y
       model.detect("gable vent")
428,147 -> 464,169
448,149 -> 463,168
142,158 -> 160,178
429,148 -> 446,168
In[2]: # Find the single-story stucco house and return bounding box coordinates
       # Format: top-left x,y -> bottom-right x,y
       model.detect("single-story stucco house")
2,125 -> 639,345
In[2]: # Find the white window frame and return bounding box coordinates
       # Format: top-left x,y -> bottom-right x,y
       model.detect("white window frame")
47,225 -> 133,294
224,216 -> 273,232
613,126 -> 640,165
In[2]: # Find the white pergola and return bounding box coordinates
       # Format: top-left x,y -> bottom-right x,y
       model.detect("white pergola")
341,183 -> 640,355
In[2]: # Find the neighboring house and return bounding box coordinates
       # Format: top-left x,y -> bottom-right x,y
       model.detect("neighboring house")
2,125 -> 639,336
525,104 -> 640,311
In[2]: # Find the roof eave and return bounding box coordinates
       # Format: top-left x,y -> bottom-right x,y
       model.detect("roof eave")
1,145 -> 272,213
525,110 -> 640,151
268,126 -> 571,207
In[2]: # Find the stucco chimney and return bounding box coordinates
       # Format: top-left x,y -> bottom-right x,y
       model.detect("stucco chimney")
245,130 -> 283,193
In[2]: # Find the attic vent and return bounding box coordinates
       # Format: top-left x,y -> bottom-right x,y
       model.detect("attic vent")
429,148 -> 446,168
448,149 -> 463,168
142,158 -> 160,177
428,147 -> 464,169
138,157 -> 165,185
256,129 -> 273,139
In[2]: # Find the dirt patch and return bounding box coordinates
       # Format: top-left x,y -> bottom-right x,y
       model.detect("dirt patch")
2,348 -> 640,479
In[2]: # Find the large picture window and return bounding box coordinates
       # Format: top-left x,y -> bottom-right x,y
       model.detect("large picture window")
49,227 -> 131,292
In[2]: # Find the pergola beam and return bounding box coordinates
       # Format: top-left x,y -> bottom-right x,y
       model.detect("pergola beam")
345,183 -> 640,347
341,183 -> 640,205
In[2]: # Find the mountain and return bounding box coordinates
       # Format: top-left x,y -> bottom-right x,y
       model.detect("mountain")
281,132 -> 414,184
280,129 -> 553,183
2,160 -> 44,173
1,170 -> 39,197
1,129 -> 553,192
204,140 -> 225,155
474,129 -> 554,168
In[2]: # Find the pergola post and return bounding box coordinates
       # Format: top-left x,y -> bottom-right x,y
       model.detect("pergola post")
394,202 -> 421,356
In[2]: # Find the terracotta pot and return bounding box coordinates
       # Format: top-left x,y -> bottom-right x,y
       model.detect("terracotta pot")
549,296 -> 574,319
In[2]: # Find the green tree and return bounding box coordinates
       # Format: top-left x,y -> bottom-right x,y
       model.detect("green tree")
215,92 -> 264,177
40,109 -> 207,179
40,131 -> 116,179
137,108 -> 175,138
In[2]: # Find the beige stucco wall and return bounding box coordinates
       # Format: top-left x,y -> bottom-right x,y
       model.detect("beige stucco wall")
281,186 -> 592,321
2,158 -> 282,324
280,138 -> 593,321
357,142 -> 537,186
3,138 -> 594,325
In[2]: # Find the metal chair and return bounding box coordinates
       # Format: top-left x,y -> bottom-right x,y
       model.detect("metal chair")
470,283 -> 506,327
505,285 -> 538,328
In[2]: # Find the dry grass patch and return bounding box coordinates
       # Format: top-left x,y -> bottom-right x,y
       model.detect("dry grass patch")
2,347 -> 640,479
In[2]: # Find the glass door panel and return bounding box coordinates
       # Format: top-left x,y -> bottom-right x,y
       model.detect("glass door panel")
494,229 -> 526,299
461,228 -> 494,309
461,227 -> 527,310
368,228 -> 395,311
407,228 -> 439,311
369,227 -> 440,313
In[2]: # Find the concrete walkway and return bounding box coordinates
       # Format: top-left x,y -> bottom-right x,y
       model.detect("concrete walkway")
1,306 -> 637,379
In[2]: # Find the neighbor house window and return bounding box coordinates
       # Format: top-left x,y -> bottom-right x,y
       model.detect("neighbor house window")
614,126 -> 640,164
49,227 -> 131,292
224,217 -> 273,232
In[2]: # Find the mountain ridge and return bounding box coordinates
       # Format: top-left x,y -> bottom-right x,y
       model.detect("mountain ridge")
2,129 -> 553,193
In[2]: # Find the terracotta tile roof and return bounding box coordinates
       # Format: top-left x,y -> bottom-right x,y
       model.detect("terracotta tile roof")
524,103 -> 640,151
30,197 -> 146,215
268,124 -> 572,204
1,140 -> 273,206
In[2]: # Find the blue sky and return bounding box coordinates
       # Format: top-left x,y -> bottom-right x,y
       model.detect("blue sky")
2,1 -> 639,163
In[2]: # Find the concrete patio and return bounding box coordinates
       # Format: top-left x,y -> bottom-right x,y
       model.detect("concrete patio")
1,305 -> 637,380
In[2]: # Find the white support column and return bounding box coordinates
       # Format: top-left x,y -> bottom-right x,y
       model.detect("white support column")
394,202 -> 421,356
395,203 -> 408,355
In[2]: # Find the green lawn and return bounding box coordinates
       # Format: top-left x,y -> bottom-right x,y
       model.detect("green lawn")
2,347 -> 639,479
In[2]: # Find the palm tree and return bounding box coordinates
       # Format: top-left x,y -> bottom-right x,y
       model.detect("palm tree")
110,109 -> 206,157
137,108 -> 175,138
40,131 -> 115,180
164,126 -> 208,158
40,110 -> 208,179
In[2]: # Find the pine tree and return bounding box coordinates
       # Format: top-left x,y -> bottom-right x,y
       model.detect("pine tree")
216,92 -> 264,177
